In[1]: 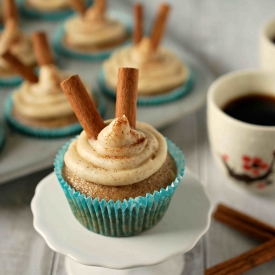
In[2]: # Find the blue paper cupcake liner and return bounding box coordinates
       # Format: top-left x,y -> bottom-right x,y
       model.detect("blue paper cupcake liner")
0,121 -> 6,153
98,66 -> 195,106
3,90 -> 106,139
0,74 -> 24,87
18,0 -> 93,21
52,10 -> 133,61
54,136 -> 185,237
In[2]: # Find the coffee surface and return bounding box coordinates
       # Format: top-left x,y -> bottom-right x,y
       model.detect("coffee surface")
222,94 -> 275,126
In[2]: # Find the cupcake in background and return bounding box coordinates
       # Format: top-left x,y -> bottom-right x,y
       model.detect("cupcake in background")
100,3 -> 194,105
4,32 -> 105,138
54,68 -> 185,237
53,0 -> 132,61
18,0 -> 91,21
0,0 -> 36,87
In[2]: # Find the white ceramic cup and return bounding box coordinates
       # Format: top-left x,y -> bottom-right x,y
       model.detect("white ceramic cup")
208,70 -> 275,193
260,17 -> 275,70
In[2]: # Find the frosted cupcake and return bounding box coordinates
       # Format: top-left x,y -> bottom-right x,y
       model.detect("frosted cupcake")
55,68 -> 185,236
0,1 -> 36,86
4,32 -> 104,138
53,0 -> 132,61
18,0 -> 90,21
100,3 -> 194,105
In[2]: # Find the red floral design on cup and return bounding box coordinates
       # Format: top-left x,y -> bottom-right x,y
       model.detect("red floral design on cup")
220,151 -> 275,188
242,155 -> 269,176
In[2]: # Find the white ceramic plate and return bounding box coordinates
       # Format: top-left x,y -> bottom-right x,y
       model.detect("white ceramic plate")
31,168 -> 211,269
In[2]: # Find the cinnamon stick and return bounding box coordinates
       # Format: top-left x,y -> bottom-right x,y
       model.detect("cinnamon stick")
3,0 -> 18,23
214,212 -> 274,242
205,238 -> 275,275
150,3 -> 170,50
115,68 -> 139,129
68,0 -> 86,15
31,32 -> 55,67
133,4 -> 143,45
1,51 -> 38,83
94,0 -> 106,14
60,75 -> 105,139
214,204 -> 275,241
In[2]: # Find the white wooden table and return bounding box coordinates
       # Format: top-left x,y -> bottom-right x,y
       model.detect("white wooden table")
1,0 -> 275,274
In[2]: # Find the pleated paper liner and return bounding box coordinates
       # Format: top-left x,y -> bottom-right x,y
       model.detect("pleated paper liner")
54,137 -> 185,237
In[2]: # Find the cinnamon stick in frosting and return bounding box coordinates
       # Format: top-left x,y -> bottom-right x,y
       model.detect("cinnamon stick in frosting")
68,0 -> 86,15
150,3 -> 170,50
133,4 -> 143,45
94,0 -> 106,14
61,75 -> 105,140
115,68 -> 139,129
31,32 -> 55,66
1,51 -> 38,83
3,0 -> 19,23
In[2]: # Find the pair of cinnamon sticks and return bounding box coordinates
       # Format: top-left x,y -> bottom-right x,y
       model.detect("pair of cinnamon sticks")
205,204 -> 275,275
2,32 -> 54,83
133,3 -> 170,50
61,68 -> 138,140
3,0 -> 18,24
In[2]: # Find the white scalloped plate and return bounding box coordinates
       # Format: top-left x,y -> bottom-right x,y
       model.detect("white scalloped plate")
31,168 -> 211,269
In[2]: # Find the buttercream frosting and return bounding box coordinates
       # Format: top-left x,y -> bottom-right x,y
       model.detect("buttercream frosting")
0,25 -> 36,71
65,6 -> 127,47
64,116 -> 167,186
104,37 -> 188,95
27,0 -> 73,11
13,65 -> 93,119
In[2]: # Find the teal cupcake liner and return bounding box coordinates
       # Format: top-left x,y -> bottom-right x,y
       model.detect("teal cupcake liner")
0,121 -> 6,153
0,75 -> 24,87
18,0 -> 92,21
98,66 -> 195,106
54,136 -> 185,237
53,10 -> 133,61
3,90 -> 106,139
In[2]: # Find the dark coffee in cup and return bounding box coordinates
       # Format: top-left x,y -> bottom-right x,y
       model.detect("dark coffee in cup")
222,94 -> 275,126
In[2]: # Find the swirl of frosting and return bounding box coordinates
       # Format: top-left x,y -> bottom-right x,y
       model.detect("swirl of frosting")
0,26 -> 36,71
13,65 -> 93,119
104,37 -> 188,95
65,7 -> 127,47
27,0 -> 71,11
64,116 -> 168,186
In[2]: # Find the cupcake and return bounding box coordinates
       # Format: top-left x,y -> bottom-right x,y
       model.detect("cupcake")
53,0 -> 132,61
100,3 -> 194,105
54,68 -> 185,237
0,1 -> 36,86
4,32 -> 104,138
18,0 -> 91,21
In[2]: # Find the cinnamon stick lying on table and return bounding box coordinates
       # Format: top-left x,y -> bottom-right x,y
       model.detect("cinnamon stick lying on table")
1,51 -> 38,83
150,3 -> 170,50
133,4 -> 143,45
115,68 -> 139,129
60,75 -> 105,140
31,32 -> 55,66
214,204 -> 275,242
205,238 -> 275,275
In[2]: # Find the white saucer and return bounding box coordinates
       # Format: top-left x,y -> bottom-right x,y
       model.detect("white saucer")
31,168 -> 211,270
